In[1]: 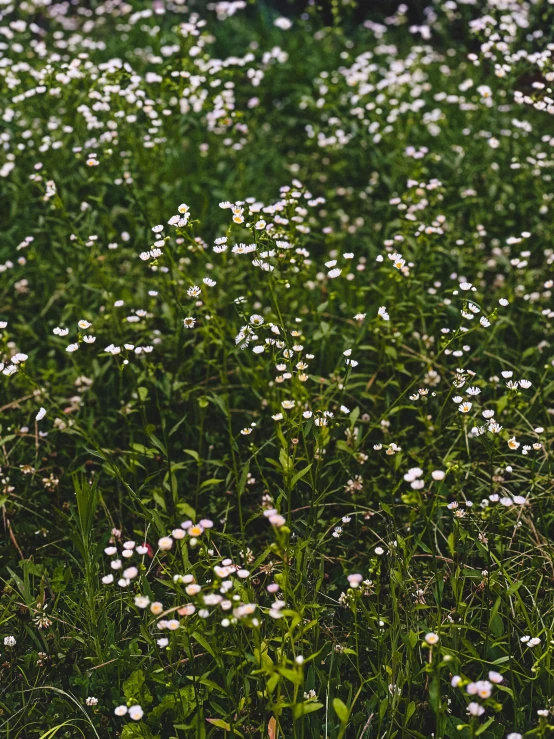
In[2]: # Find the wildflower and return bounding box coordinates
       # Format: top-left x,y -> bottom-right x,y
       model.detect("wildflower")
431,470 -> 445,481
114,705 -> 128,716
35,407 -> 46,421
507,437 -> 520,450
129,705 -> 144,721
467,702 -> 485,717
86,697 -> 98,706
274,16 -> 292,29
347,573 -> 363,588
425,632 -> 439,645
4,636 -> 16,647
183,317 -> 196,329
467,680 -> 492,699
458,402 -> 472,413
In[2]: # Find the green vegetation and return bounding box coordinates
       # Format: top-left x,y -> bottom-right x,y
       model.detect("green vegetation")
2,0 -> 554,737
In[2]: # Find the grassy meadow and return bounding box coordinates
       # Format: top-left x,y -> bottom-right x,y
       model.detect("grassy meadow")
2,0 -> 554,737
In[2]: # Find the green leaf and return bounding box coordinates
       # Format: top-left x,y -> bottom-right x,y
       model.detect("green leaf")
123,669 -> 153,706
292,701 -> 323,719
121,724 -> 154,739
177,501 -> 196,519
137,386 -> 149,401
199,478 -> 224,490
184,449 -> 200,463
475,717 -> 495,735
206,718 -> 231,731
333,698 -> 350,723
279,448 -> 293,474
291,464 -> 312,488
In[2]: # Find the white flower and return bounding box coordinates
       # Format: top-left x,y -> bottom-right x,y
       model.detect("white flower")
78,320 -> 91,329
66,343 -> 79,353
328,268 -> 342,279
431,470 -> 445,481
274,16 -> 292,29
347,573 -> 363,588
35,407 -> 46,421
458,402 -> 472,413
114,705 -> 128,716
85,697 -> 98,706
158,536 -> 173,551
4,636 -> 16,647
424,632 -> 439,645
519,379 -> 532,388
102,574 -> 114,584
378,306 -> 390,320
467,702 -> 485,717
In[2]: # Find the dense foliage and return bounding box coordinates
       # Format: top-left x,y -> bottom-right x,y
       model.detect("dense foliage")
2,0 -> 554,737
